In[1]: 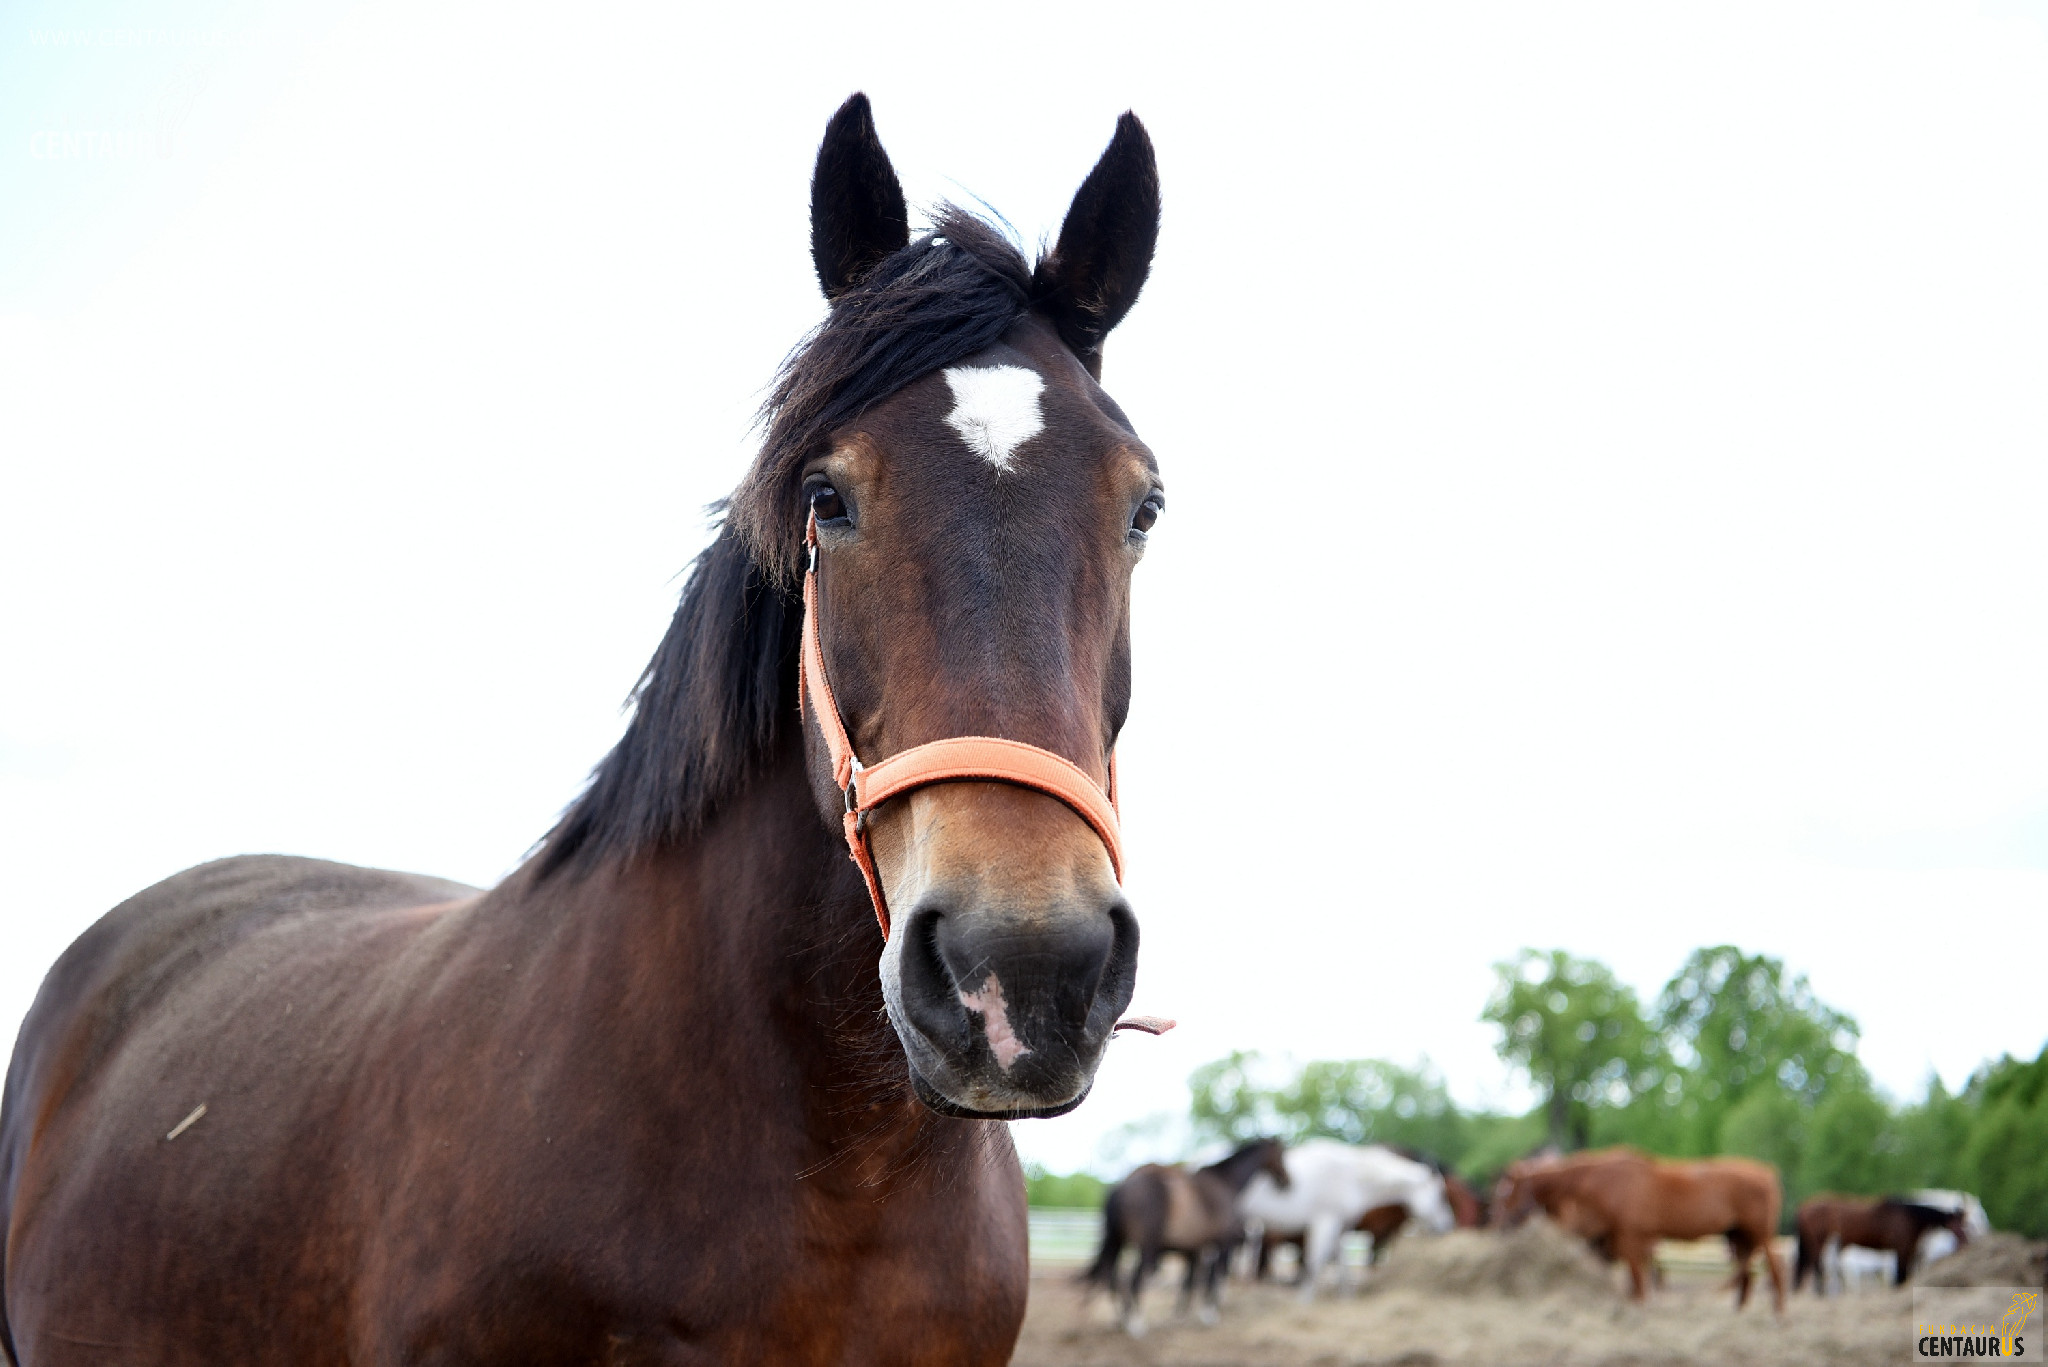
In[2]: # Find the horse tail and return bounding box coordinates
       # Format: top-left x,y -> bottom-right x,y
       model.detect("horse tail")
1079,1184 -> 1125,1288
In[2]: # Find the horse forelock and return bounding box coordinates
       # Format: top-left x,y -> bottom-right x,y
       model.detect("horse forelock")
730,206 -> 1038,589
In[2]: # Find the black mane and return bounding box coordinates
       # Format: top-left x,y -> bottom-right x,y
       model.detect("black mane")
539,209 -> 1036,876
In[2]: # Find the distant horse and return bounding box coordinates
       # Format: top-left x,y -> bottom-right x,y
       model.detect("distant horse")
1082,1139 -> 1290,1335
1909,1189 -> 1991,1268
1795,1197 -> 1970,1293
1239,1140 -> 1454,1298
1444,1171 -> 1489,1228
0,94 -> 1169,1365
1498,1147 -> 1787,1310
1256,1167 -> 1484,1278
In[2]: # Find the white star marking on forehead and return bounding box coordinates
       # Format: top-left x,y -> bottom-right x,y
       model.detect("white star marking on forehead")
942,364 -> 1045,471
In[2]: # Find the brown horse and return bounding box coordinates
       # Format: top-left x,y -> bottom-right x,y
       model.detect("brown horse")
1,94 -> 1167,1366
1083,1140 -> 1289,1335
1499,1147 -> 1787,1310
1794,1196 -> 1971,1293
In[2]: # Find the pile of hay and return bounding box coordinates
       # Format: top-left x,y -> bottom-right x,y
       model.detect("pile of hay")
1919,1233 -> 2048,1288
1372,1221 -> 1615,1297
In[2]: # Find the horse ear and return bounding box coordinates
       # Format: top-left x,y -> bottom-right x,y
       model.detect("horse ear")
1034,113 -> 1160,377
810,93 -> 910,301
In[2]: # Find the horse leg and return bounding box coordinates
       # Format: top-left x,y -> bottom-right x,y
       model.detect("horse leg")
1763,1231 -> 1788,1313
1618,1233 -> 1652,1301
1195,1248 -> 1222,1326
1728,1231 -> 1755,1310
1300,1214 -> 1342,1303
1124,1242 -> 1159,1338
1178,1249 -> 1198,1316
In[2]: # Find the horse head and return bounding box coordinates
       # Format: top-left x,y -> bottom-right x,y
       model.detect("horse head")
1254,1137 -> 1293,1191
750,95 -> 1161,1119
1493,1162 -> 1544,1228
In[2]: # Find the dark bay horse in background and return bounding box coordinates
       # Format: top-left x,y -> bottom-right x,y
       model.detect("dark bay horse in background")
1,93 -> 1166,1366
1082,1140 -> 1289,1336
1794,1196 -> 1970,1293
1499,1147 -> 1787,1310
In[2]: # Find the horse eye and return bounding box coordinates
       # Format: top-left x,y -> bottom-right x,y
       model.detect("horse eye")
1130,495 -> 1163,537
808,483 -> 848,524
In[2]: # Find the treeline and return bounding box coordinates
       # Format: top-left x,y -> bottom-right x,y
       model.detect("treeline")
1156,945 -> 2047,1236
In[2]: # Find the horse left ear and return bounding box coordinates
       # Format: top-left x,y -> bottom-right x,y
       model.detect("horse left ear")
1034,113 -> 1161,377
811,93 -> 910,301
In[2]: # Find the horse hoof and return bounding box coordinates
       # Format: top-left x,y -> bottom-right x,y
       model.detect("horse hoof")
1123,1314 -> 1148,1339
1197,1304 -> 1220,1327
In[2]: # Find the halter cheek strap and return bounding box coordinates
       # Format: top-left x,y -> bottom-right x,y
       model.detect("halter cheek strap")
797,515 -> 1123,939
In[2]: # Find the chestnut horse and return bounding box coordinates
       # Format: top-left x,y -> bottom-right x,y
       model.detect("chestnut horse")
0,94 -> 1166,1365
1499,1147 -> 1787,1310
1794,1197 -> 1970,1294
1082,1140 -> 1289,1336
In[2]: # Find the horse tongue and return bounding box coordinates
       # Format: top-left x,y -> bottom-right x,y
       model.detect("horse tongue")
1112,1015 -> 1177,1036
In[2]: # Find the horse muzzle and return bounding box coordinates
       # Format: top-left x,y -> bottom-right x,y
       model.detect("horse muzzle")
872,784 -> 1138,1118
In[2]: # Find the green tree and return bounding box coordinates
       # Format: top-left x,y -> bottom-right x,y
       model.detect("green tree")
1718,1083 -> 1808,1231
1023,1163 -> 1107,1209
1796,1082 -> 1898,1204
1891,1076 -> 1974,1191
1960,1048 -> 2048,1238
1188,1050 -> 1281,1144
1483,949 -> 1662,1149
1268,1058 -> 1469,1159
1459,1109 -> 1550,1182
1653,946 -> 1864,1153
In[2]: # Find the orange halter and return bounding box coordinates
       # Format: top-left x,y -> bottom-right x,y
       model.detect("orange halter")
797,515 -> 1123,940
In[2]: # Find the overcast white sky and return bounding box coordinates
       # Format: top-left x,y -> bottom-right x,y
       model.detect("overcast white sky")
3,1 -> 2045,1176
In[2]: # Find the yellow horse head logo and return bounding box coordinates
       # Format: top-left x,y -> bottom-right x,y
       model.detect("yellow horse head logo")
2002,1291 -> 2039,1358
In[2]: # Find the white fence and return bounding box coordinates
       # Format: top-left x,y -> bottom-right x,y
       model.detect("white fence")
1028,1207 -> 1100,1266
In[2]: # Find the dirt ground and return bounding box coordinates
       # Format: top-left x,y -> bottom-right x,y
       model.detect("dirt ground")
1012,1223 -> 1925,1367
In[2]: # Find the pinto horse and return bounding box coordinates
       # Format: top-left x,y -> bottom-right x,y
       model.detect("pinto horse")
1239,1141 -> 1455,1299
1498,1147 -> 1787,1310
1082,1140 -> 1289,1336
1256,1165 -> 1483,1279
1794,1197 -> 1971,1293
0,94 -> 1168,1366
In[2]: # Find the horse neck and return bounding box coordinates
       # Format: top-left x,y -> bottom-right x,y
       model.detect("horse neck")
481,730 -> 937,1163
1208,1146 -> 1276,1194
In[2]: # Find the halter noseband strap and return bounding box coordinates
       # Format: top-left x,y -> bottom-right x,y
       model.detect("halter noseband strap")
797,515 -> 1123,939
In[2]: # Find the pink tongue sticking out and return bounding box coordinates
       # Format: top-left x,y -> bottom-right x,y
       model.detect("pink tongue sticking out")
1112,1015 -> 1177,1036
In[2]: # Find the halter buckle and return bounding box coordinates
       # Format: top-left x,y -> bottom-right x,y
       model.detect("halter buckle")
842,758 -> 864,817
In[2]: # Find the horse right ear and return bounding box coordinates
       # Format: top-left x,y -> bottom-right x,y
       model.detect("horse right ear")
1034,113 -> 1161,378
810,93 -> 910,301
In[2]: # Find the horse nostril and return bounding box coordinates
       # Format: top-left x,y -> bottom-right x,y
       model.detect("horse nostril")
928,897 -> 1135,1039
895,902 -> 971,1052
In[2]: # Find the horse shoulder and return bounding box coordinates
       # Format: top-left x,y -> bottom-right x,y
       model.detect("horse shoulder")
2,857 -> 482,1362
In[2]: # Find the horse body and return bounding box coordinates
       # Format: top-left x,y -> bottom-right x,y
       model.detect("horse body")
1083,1140 -> 1287,1335
1794,1196 -> 1970,1294
1501,1148 -> 1786,1310
1238,1141 -> 1453,1298
4,834 -> 1026,1362
2,93 -> 1166,1366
